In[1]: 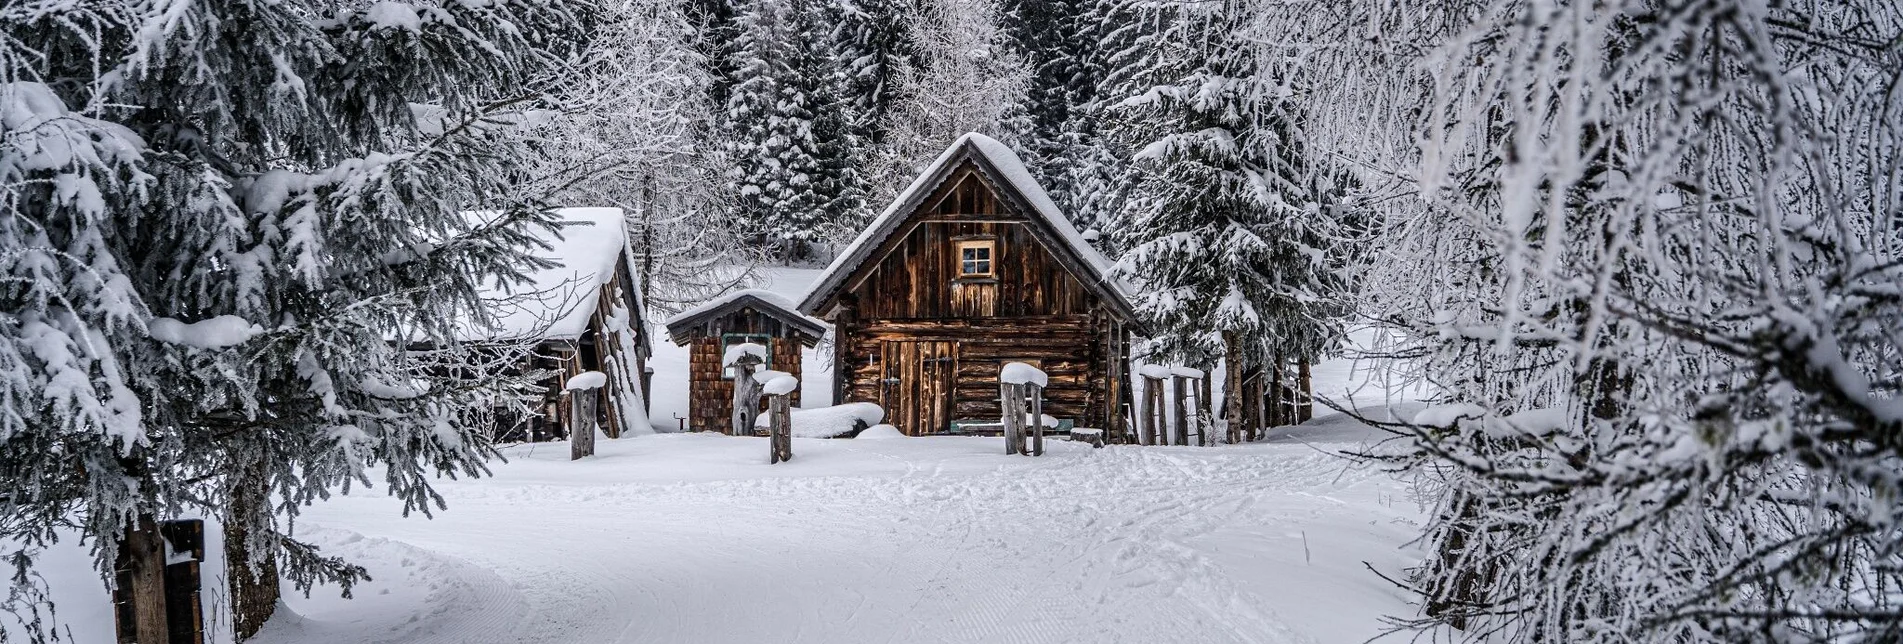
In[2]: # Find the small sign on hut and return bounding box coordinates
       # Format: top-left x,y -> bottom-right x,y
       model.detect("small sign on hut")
665,290 -> 829,434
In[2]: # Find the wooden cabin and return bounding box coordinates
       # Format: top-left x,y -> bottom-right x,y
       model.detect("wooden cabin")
664,290 -> 828,433
469,207 -> 653,442
798,133 -> 1143,438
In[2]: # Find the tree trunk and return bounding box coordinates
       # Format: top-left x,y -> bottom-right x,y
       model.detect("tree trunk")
117,514 -> 170,644
1268,353 -> 1285,427
571,387 -> 597,460
1222,332 -> 1243,444
1298,358 -> 1313,423
226,455 -> 279,641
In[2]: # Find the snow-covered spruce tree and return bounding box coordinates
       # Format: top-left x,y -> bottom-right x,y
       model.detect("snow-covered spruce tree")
833,0 -> 920,153
995,0 -> 1088,192
870,0 -> 1031,200
1107,0 -> 1350,434
1343,0 -> 1903,640
724,0 -> 840,260
1,0 -> 601,639
1054,0 -> 1145,231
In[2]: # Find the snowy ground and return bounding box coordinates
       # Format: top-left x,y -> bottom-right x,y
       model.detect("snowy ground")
252,409 -> 1425,644
8,266 -> 1434,643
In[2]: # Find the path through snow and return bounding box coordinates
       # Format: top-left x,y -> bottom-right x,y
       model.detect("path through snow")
252,412 -> 1424,644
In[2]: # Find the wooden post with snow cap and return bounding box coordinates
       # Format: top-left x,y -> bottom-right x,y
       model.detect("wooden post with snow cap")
725,343 -> 767,436
1137,365 -> 1170,445
999,361 -> 1048,456
566,371 -> 606,460
762,374 -> 798,463
1169,366 -> 1203,446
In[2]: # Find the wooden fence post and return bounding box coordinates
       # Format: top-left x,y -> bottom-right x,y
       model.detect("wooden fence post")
1028,383 -> 1045,457
113,514 -> 170,644
1170,374 -> 1189,447
1001,381 -> 1023,455
1197,373 -> 1214,447
566,371 -> 605,461
768,392 -> 793,463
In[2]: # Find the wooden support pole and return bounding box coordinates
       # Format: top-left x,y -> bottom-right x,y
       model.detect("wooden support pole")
1268,354 -> 1286,427
1198,373 -> 1214,447
1029,384 -> 1045,457
1001,382 -> 1023,455
1171,375 -> 1189,447
570,386 -> 598,461
1139,377 -> 1159,445
1223,333 -> 1243,445
768,392 -> 793,464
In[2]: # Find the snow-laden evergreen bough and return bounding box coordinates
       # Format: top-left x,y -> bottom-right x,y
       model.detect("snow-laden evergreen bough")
0,0 -> 612,639
1313,0 -> 1903,640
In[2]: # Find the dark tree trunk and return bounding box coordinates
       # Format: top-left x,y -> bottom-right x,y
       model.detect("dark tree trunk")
225,454 -> 279,641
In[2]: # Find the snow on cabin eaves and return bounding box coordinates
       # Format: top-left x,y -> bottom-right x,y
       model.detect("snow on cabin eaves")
796,133 -> 1141,327
466,207 -> 629,342
663,288 -> 829,346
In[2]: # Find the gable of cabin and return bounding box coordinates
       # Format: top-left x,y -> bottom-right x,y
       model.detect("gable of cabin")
837,164 -> 1103,320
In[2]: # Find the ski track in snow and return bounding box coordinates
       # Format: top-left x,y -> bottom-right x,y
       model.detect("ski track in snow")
253,435 -> 1415,644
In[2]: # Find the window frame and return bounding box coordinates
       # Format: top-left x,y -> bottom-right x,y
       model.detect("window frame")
955,239 -> 996,278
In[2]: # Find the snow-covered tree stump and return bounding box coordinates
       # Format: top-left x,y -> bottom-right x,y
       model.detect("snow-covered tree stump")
1001,362 -> 1049,456
726,343 -> 767,436
763,374 -> 798,464
567,371 -> 607,460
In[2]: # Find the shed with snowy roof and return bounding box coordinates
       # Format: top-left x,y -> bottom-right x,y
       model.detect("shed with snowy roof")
798,133 -> 1141,438
665,290 -> 828,433
468,207 -> 652,442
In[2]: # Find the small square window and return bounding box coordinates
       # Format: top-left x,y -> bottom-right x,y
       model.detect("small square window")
957,240 -> 994,277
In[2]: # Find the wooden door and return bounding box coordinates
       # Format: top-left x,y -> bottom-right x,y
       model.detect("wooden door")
880,341 -> 957,435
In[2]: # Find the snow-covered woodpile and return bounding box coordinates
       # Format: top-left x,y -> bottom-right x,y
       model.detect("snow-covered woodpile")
664,290 -> 828,433
798,134 -> 1143,438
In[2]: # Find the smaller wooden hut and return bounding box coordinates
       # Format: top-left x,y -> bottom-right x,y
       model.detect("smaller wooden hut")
466,207 -> 652,443
664,290 -> 828,433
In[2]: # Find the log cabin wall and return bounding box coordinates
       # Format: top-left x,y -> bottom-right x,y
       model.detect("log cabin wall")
681,309 -> 809,433
830,168 -> 1130,436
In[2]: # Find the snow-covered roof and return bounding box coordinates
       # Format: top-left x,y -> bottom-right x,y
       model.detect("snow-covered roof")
797,133 -> 1141,328
664,288 -> 829,346
468,207 -> 630,341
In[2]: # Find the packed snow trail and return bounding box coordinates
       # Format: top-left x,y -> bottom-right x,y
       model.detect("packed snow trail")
251,414 -> 1423,644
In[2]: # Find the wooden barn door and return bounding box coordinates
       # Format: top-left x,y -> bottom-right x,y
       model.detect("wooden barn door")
880,341 -> 956,435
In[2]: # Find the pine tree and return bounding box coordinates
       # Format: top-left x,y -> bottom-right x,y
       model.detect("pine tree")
725,0 -> 835,260
1108,0 -> 1348,424
0,0 -> 601,638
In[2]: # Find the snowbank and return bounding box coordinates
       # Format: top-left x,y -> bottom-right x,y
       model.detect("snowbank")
724,342 -> 768,367
999,361 -> 1048,388
856,424 -> 905,439
754,402 -> 884,438
148,315 -> 263,349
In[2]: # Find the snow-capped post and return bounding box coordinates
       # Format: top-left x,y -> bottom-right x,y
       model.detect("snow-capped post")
1137,365 -> 1171,445
566,371 -> 608,460
762,374 -> 798,463
1001,362 -> 1049,456
114,515 -> 169,644
1168,367 -> 1203,447
725,343 -> 768,436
